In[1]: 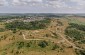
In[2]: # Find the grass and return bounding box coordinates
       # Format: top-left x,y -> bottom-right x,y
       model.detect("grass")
65,18 -> 85,41
0,40 -> 63,55
65,28 -> 84,41
69,18 -> 85,25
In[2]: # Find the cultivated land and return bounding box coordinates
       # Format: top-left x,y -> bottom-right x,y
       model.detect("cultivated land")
0,15 -> 85,55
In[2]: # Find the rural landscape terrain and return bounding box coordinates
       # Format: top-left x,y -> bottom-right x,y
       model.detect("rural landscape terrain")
0,14 -> 85,55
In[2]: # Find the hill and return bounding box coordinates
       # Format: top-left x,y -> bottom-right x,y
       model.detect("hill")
0,16 -> 85,55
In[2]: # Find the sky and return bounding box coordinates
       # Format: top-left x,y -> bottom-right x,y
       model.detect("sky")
0,0 -> 85,13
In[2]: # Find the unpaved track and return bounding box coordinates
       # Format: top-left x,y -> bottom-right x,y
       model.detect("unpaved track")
22,18 -> 84,50
22,32 -> 84,50
22,34 -> 44,40
23,33 -> 83,50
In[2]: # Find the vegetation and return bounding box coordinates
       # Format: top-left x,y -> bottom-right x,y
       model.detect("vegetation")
75,50 -> 85,55
14,41 -> 33,49
52,32 -> 59,39
0,35 -> 7,41
51,44 -> 59,50
65,28 -> 84,41
57,20 -> 63,26
5,19 -> 51,30
65,23 -> 85,41
0,28 -> 5,32
17,41 -> 25,49
38,41 -> 48,48
69,23 -> 85,31
0,16 -> 85,55
78,40 -> 85,44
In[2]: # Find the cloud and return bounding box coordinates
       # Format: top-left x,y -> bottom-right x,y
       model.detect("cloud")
12,0 -> 43,6
68,0 -> 85,9
12,0 -> 26,5
70,0 -> 85,5
1,0 -> 85,10
45,0 -> 67,8
0,0 -> 83,10
11,0 -> 68,9
0,0 -> 8,6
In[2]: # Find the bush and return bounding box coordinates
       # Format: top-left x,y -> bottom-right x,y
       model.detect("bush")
57,20 -> 63,26
0,28 -> 5,32
17,42 -> 24,49
38,41 -> 48,48
12,28 -> 17,33
25,43 -> 31,48
79,50 -> 85,55
52,32 -> 58,39
52,44 -> 59,50
19,32 -> 22,35
0,35 -> 7,41
79,40 -> 85,44
15,41 -> 32,49
76,50 -> 85,55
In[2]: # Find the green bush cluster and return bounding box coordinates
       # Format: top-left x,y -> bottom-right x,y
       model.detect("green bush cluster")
16,41 -> 31,49
78,40 -> 85,44
75,50 -> 85,55
65,23 -> 85,41
65,28 -> 84,40
69,23 -> 85,31
14,41 -> 49,49
38,41 -> 48,48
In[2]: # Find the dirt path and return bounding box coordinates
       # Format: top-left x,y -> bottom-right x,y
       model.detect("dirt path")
22,19 -> 84,50
22,31 -> 83,50
22,34 -> 44,40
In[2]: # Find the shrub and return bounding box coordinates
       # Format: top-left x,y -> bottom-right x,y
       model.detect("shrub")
57,20 -> 63,26
38,41 -> 48,48
79,40 -> 85,44
0,28 -> 5,32
52,32 -> 58,39
0,35 -> 7,41
75,50 -> 85,55
17,42 -> 24,49
25,43 -> 31,48
52,44 -> 59,50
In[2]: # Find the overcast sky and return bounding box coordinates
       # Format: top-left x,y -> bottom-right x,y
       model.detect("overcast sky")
0,0 -> 85,13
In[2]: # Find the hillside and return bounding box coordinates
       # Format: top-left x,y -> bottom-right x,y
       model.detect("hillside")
0,17 -> 85,55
